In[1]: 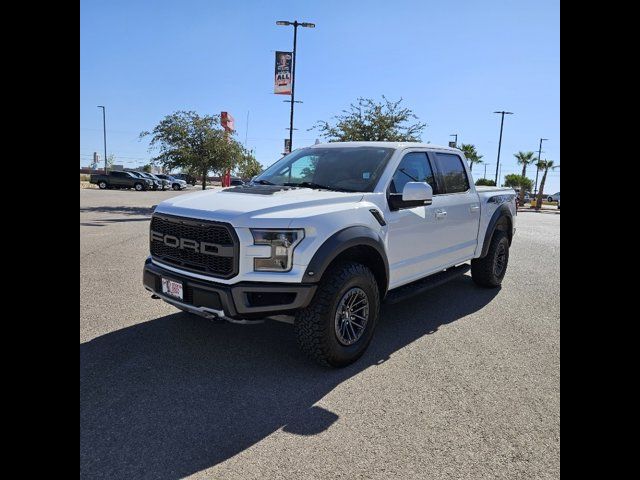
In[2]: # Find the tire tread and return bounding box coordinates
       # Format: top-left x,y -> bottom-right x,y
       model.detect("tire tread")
294,262 -> 379,367
471,230 -> 509,288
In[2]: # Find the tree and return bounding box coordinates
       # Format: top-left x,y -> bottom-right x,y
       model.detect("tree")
459,144 -> 483,171
534,160 -> 557,209
475,178 -> 496,186
142,164 -> 152,173
503,174 -> 533,193
312,96 -> 426,142
235,149 -> 262,179
513,151 -> 536,204
141,111 -> 244,190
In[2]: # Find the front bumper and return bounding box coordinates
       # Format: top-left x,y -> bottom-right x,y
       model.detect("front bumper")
143,258 -> 317,319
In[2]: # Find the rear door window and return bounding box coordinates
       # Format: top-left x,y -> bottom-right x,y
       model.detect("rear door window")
433,153 -> 470,193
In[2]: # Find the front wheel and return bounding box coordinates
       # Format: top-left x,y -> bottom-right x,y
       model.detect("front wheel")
471,230 -> 509,288
98,181 -> 107,189
172,184 -> 180,191
294,262 -> 380,368
134,183 -> 144,191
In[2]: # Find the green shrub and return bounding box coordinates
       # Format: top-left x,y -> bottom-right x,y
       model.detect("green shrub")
475,178 -> 496,186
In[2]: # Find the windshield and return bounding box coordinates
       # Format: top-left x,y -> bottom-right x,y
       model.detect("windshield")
252,146 -> 394,192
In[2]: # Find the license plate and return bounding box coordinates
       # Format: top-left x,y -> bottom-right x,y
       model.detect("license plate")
161,278 -> 183,300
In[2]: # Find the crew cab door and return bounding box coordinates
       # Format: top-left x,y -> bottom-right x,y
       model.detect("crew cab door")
384,150 -> 481,289
385,151 -> 448,288
110,171 -> 128,187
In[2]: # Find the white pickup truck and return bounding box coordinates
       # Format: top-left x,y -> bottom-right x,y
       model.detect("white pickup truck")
143,142 -> 516,367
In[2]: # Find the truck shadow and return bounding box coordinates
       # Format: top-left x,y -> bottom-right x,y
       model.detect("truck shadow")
80,275 -> 499,479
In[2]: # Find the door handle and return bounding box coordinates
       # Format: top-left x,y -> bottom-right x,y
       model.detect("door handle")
435,210 -> 447,219
470,204 -> 480,213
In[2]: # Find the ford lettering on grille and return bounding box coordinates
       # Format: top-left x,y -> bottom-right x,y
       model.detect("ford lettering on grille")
150,214 -> 238,278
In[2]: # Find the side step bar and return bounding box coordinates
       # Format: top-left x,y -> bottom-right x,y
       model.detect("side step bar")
384,264 -> 471,305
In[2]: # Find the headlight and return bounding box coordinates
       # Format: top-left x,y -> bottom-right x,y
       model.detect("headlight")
251,229 -> 304,272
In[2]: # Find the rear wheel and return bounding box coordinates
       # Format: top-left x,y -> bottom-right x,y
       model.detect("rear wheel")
471,231 -> 509,288
98,181 -> 107,189
295,262 -> 380,367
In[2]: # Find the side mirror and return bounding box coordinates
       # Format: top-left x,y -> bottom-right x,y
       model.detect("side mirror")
402,182 -> 433,204
388,182 -> 433,211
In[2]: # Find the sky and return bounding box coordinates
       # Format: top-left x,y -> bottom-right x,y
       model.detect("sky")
80,0 -> 560,193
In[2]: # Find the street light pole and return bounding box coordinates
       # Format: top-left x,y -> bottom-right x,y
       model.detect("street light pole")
97,105 -> 107,173
277,20 -> 315,151
534,138 -> 548,195
289,22 -> 298,151
493,111 -> 513,184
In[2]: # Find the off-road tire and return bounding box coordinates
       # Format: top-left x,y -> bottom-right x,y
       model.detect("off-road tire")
471,230 -> 509,288
294,262 -> 380,368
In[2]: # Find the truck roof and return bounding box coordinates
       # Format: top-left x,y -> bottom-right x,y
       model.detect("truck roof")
308,141 -> 460,152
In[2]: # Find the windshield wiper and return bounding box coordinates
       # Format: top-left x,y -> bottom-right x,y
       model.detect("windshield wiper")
251,179 -> 275,185
283,181 -> 355,192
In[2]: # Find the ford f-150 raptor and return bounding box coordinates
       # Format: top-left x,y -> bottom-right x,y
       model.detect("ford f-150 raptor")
143,142 -> 516,367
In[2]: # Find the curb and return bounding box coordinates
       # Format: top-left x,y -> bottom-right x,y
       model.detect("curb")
517,208 -> 560,214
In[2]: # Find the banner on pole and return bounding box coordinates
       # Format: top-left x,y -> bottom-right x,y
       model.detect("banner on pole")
284,138 -> 291,154
274,51 -> 293,95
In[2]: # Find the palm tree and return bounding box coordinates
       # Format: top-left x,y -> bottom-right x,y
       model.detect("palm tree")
459,144 -> 483,172
534,159 -> 558,209
514,151 -> 536,204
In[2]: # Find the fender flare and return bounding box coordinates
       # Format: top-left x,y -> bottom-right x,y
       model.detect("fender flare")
302,226 -> 389,293
479,204 -> 513,258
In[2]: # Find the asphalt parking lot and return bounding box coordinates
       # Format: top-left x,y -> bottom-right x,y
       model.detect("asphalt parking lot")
80,188 -> 560,480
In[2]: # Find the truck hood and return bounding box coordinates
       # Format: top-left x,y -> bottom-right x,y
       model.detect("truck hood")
154,186 -> 364,228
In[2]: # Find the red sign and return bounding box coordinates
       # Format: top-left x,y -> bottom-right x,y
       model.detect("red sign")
221,111 -> 235,132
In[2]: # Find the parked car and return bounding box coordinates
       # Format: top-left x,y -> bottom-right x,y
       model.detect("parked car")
155,174 -> 188,191
137,172 -> 168,190
230,178 -> 245,186
89,171 -> 152,191
128,171 -> 162,191
171,173 -> 197,186
145,173 -> 170,190
143,141 -> 517,367
514,190 -> 531,208
546,192 -> 560,202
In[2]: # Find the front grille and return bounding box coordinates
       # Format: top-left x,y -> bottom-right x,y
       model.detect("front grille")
150,214 -> 238,278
